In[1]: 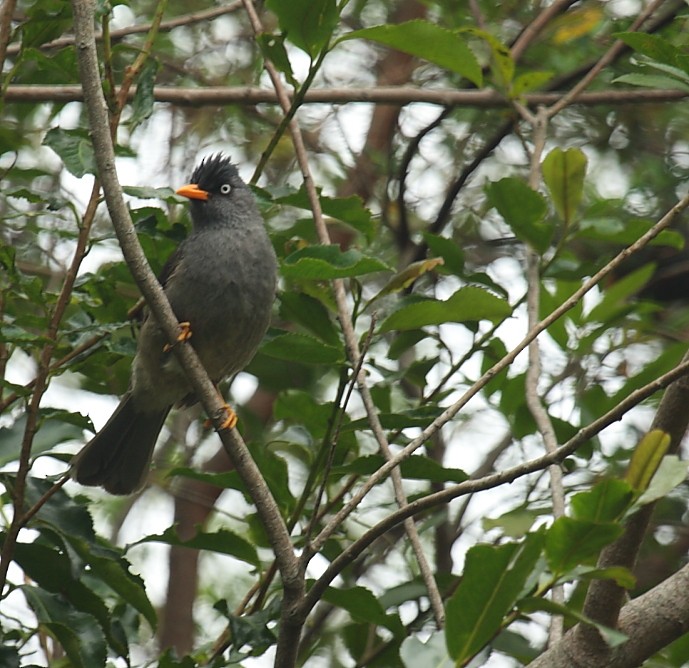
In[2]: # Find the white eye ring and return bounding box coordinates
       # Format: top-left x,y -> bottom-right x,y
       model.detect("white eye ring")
220,183 -> 232,195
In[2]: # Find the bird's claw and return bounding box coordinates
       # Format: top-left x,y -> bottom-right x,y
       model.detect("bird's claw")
163,321 -> 193,352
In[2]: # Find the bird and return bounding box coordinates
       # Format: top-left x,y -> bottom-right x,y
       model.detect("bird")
72,153 -> 277,495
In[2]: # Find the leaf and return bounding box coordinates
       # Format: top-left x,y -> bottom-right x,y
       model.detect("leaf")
322,586 -> 404,634
486,178 -> 551,253
625,429 -> 671,491
518,597 -> 628,648
266,0 -> 338,57
379,286 -> 511,333
614,32 -> 683,68
342,20 -> 482,86
0,411 -> 84,466
43,127 -> 96,178
282,245 -> 390,279
21,586 -> 107,668
276,189 -> 376,240
462,27 -> 513,89
422,232 -> 464,275
129,58 -> 159,130
545,517 -> 623,575
401,631 -> 453,668
445,533 -> 544,662
511,71 -> 554,96
570,478 -> 634,523
279,292 -> 340,345
542,147 -> 588,226
138,527 -> 259,567
336,454 -> 467,484
261,331 -> 343,364
634,455 -> 689,509
586,263 -> 656,324
368,257 -> 444,304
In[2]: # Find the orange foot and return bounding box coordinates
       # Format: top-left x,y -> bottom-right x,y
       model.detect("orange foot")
163,321 -> 192,352
219,404 -> 238,430
205,403 -> 237,431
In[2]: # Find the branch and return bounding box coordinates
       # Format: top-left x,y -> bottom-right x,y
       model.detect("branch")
70,0 -> 299,618
304,354 -> 689,614
530,561 -> 689,667
310,188 -> 689,556
4,84 -> 688,107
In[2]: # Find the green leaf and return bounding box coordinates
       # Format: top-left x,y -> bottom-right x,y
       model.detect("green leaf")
570,478 -> 634,523
276,189 -> 376,240
0,411 -> 84,466
138,526 -> 259,567
625,429 -> 671,492
614,32 -> 683,68
511,71 -> 554,96
422,232 -> 465,275
21,586 -> 107,668
279,292 -> 340,345
486,178 -> 552,253
336,454 -> 468,484
545,517 -> 623,575
542,147 -> 588,226
445,533 -> 544,662
379,286 -> 511,333
342,20 -> 482,86
322,586 -> 404,634
518,596 -> 628,648
262,331 -> 343,364
401,631 -> 453,668
282,245 -> 390,279
614,72 -> 689,92
43,127 -> 96,178
586,263 -> 656,324
129,58 -> 158,130
463,27 -> 513,89
257,33 -> 296,86
369,257 -> 445,304
634,455 -> 689,509
266,0 -> 338,57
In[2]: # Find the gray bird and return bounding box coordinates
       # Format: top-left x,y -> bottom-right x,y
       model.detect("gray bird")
72,154 -> 277,494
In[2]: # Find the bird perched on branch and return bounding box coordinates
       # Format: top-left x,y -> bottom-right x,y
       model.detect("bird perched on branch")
72,153 -> 277,494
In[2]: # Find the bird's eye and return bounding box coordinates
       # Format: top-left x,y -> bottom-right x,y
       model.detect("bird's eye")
220,183 -> 232,195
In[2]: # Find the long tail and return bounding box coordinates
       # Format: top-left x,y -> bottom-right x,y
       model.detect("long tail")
72,393 -> 170,495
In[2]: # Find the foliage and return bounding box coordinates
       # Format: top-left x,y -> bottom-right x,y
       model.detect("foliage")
2,1 -> 689,667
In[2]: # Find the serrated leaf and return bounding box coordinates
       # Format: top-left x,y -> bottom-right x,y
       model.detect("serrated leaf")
379,286 -> 511,333
266,0 -> 338,56
262,331 -> 343,364
614,32 -> 683,67
282,245 -> 390,279
542,147 -> 587,226
21,587 -> 107,668
486,178 -> 551,253
511,71 -> 554,96
343,20 -> 482,86
43,127 -> 96,178
422,232 -> 464,275
463,27 -> 513,89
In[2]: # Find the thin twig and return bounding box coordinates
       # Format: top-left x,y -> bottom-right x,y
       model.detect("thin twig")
310,187 -> 689,556
304,354 -> 689,614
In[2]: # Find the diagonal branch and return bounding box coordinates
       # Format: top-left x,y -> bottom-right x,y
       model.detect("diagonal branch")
70,0 -> 299,618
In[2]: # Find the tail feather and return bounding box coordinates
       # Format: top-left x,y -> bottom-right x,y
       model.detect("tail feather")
73,393 -> 170,495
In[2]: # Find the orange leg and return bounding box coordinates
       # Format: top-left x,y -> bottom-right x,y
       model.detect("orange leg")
163,321 -> 192,352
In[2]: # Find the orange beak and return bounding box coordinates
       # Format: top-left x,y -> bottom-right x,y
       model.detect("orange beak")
176,183 -> 209,201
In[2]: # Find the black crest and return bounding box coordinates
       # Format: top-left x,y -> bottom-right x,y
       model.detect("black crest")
190,153 -> 238,191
